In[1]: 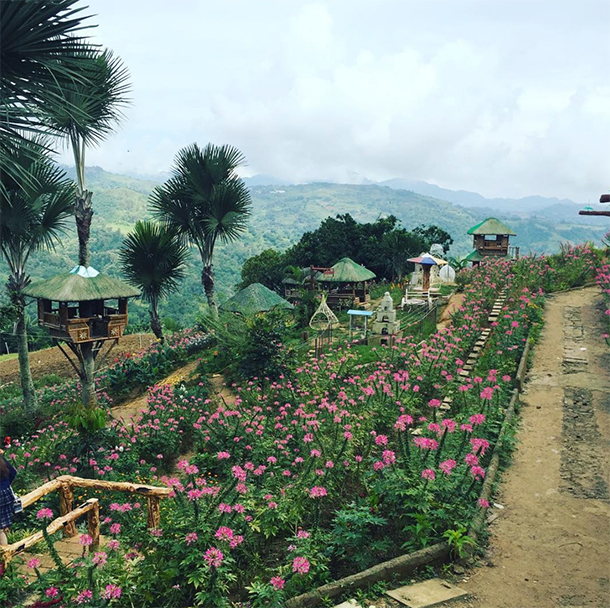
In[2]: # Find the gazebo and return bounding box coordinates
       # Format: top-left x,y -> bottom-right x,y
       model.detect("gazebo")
467,218 -> 517,263
319,257 -> 376,309
220,283 -> 293,316
23,265 -> 140,407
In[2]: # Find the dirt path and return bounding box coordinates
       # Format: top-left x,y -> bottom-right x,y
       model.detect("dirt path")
111,359 -> 201,424
437,292 -> 465,330
440,286 -> 610,608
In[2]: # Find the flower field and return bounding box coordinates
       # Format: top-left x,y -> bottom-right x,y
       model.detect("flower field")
0,244 -> 607,608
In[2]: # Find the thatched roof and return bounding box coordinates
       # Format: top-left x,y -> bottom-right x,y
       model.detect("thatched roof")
465,250 -> 485,262
23,266 -> 140,302
408,253 -> 448,266
322,258 -> 376,283
220,283 -> 293,315
467,218 -> 516,236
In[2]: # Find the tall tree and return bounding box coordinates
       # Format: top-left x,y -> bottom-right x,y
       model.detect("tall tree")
151,143 -> 252,316
0,0 -> 99,192
381,229 -> 427,281
119,221 -> 188,343
42,48 -> 130,267
0,140 -> 74,411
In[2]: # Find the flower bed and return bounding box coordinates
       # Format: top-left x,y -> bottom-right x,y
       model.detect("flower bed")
1,246 -> 606,608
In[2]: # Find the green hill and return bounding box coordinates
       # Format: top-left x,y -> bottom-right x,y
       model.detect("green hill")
1,167 -> 606,328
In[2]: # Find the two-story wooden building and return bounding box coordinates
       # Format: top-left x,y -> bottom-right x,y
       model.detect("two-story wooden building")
465,218 -> 518,265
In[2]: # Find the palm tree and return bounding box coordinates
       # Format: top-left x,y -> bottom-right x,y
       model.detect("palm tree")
42,48 -> 130,267
150,143 -> 252,317
119,221 -> 188,343
0,0 -> 99,192
0,139 -> 74,412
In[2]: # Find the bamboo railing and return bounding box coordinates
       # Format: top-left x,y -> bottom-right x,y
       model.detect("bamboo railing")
1,475 -> 169,565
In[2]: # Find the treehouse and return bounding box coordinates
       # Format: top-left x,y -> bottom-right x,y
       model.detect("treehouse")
24,266 -> 140,344
466,218 -> 518,265
319,257 -> 376,309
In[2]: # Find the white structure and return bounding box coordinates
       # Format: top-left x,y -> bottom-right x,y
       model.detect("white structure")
371,292 -> 401,337
439,264 -> 456,283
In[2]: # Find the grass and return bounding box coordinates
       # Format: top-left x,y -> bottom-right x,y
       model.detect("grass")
0,353 -> 18,363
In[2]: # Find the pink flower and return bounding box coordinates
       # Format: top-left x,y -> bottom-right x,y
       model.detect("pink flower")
478,498 -> 490,508
428,398 -> 441,408
103,584 -> 122,599
215,526 -> 234,541
75,589 -> 93,604
297,530 -> 310,539
470,466 -> 486,481
309,486 -> 327,498
79,534 -> 93,547
27,558 -> 41,569
421,468 -> 436,480
470,414 -> 485,426
109,523 -> 121,535
92,551 -> 107,566
186,532 -> 198,545
45,587 -> 59,598
108,539 -> 120,551
36,508 -> 53,520
204,547 -> 224,568
439,459 -> 457,475
292,556 -> 310,574
271,576 -> 286,590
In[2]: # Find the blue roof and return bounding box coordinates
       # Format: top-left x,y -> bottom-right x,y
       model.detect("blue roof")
347,309 -> 373,316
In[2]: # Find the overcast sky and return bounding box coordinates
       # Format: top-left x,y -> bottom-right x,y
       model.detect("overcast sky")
59,0 -> 609,202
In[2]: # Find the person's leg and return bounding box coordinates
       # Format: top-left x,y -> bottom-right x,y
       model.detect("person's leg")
0,528 -> 8,545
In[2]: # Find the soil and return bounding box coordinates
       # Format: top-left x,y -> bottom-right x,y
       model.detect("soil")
0,333 -> 156,386
434,286 -> 610,608
437,292 -> 465,330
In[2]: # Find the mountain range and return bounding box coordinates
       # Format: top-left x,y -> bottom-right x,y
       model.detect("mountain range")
1,166 -> 606,328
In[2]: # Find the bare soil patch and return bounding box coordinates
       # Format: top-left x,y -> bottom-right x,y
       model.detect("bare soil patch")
0,333 -> 156,386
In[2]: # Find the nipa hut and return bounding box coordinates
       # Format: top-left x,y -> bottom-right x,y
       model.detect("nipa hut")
219,283 -> 293,316
466,218 -> 518,264
319,257 -> 376,309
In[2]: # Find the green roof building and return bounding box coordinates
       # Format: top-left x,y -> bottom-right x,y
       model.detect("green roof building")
220,283 -> 293,316
319,257 -> 376,309
466,218 -> 518,265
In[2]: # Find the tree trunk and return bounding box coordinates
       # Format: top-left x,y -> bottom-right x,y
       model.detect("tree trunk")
80,343 -> 97,408
202,263 -> 218,318
74,190 -> 94,268
14,294 -> 37,412
149,304 -> 164,344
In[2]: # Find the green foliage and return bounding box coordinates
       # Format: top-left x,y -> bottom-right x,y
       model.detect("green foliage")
328,503 -> 392,570
238,248 -> 286,291
442,526 -> 476,558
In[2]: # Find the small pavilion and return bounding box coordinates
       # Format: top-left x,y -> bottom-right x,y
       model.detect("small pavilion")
220,283 -> 293,316
466,218 -> 518,264
319,257 -> 376,309
408,253 -> 447,292
23,265 -> 140,407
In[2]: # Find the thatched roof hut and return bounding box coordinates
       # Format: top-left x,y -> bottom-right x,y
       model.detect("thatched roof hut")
220,283 -> 293,316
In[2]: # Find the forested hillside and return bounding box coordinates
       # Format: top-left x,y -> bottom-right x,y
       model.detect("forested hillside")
1,167 -> 605,328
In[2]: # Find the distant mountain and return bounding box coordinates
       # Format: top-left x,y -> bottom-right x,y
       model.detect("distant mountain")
4,167 -> 604,328
379,178 -> 583,215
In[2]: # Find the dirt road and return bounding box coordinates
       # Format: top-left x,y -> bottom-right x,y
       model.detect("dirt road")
443,286 -> 610,608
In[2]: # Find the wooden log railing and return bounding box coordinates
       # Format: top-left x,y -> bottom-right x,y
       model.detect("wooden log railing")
1,475 -> 169,566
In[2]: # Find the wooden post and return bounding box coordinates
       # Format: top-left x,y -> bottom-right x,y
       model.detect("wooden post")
87,500 -> 100,549
147,496 -> 161,529
58,480 -> 77,537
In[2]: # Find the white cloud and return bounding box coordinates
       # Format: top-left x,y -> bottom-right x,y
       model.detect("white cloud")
59,0 -> 610,202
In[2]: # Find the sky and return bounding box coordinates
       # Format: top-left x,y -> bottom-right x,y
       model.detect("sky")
59,0 -> 610,202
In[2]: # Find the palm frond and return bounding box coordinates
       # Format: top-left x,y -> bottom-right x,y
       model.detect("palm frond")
119,220 -> 189,304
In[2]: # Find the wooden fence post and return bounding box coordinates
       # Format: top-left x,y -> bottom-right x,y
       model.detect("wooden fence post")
87,500 -> 100,549
147,496 -> 161,529
58,480 -> 77,537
